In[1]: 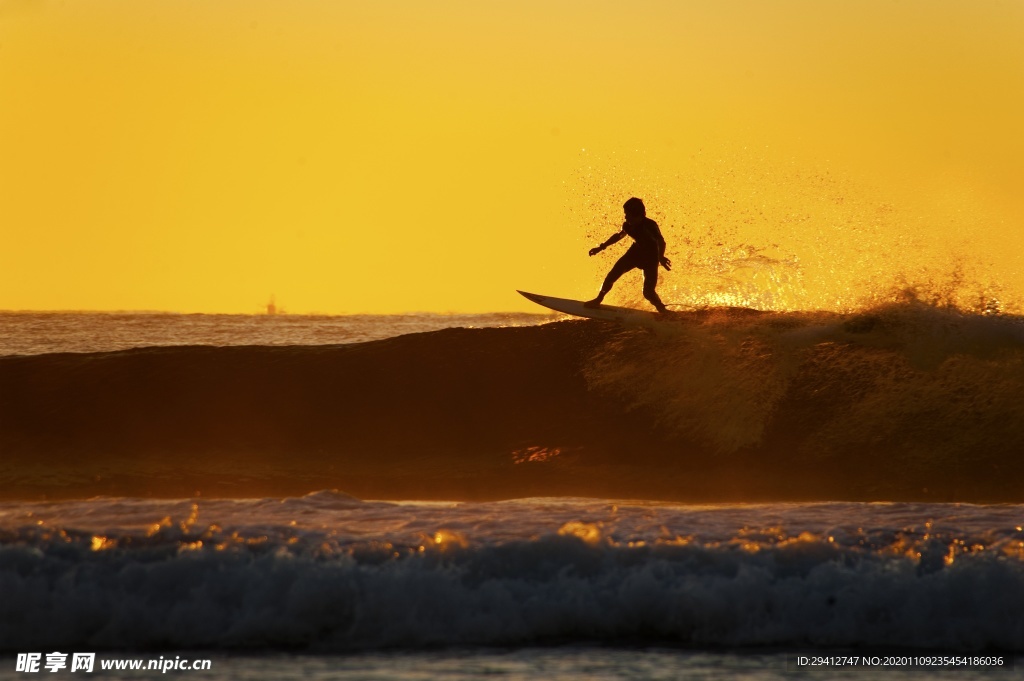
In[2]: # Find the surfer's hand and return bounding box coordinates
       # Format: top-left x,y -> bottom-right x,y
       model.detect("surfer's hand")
589,246 -> 603,256
660,256 -> 672,271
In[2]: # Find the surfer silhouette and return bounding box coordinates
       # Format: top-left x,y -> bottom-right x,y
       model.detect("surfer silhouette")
585,197 -> 672,313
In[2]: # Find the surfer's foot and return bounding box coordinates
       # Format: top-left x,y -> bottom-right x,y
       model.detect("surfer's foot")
654,304 -> 670,314
583,298 -> 603,309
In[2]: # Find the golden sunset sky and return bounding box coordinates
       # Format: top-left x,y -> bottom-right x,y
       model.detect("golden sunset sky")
2,0 -> 1021,313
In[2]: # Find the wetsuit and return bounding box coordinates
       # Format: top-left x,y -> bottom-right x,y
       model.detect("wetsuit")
598,217 -> 668,310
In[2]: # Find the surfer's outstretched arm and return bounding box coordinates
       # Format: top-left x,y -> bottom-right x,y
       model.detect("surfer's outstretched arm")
589,231 -> 625,256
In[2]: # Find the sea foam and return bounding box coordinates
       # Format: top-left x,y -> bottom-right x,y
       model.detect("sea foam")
2,495 -> 1023,652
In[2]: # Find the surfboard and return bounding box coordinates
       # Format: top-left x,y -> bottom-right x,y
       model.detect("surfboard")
517,290 -> 671,323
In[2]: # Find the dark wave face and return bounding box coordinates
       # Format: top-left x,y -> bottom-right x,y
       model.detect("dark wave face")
2,302 -> 1024,502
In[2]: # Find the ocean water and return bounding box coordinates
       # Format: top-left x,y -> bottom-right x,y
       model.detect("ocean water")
2,309 -> 1023,679
5,493 -> 1024,650
0,310 -> 554,356
1,494 -> 1022,679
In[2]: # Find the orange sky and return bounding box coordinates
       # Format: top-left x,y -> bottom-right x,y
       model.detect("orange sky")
1,0 -> 1021,313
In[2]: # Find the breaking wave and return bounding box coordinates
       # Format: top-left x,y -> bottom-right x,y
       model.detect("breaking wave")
2,301 -> 1024,502
2,495 -> 1024,652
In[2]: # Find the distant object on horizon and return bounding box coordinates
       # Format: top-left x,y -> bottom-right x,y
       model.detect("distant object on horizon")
265,295 -> 284,315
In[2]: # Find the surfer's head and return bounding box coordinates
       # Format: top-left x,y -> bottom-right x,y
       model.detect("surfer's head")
623,197 -> 646,224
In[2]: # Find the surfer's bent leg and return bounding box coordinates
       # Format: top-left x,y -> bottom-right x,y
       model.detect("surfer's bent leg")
585,255 -> 636,307
602,255 -> 635,292
641,260 -> 669,313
